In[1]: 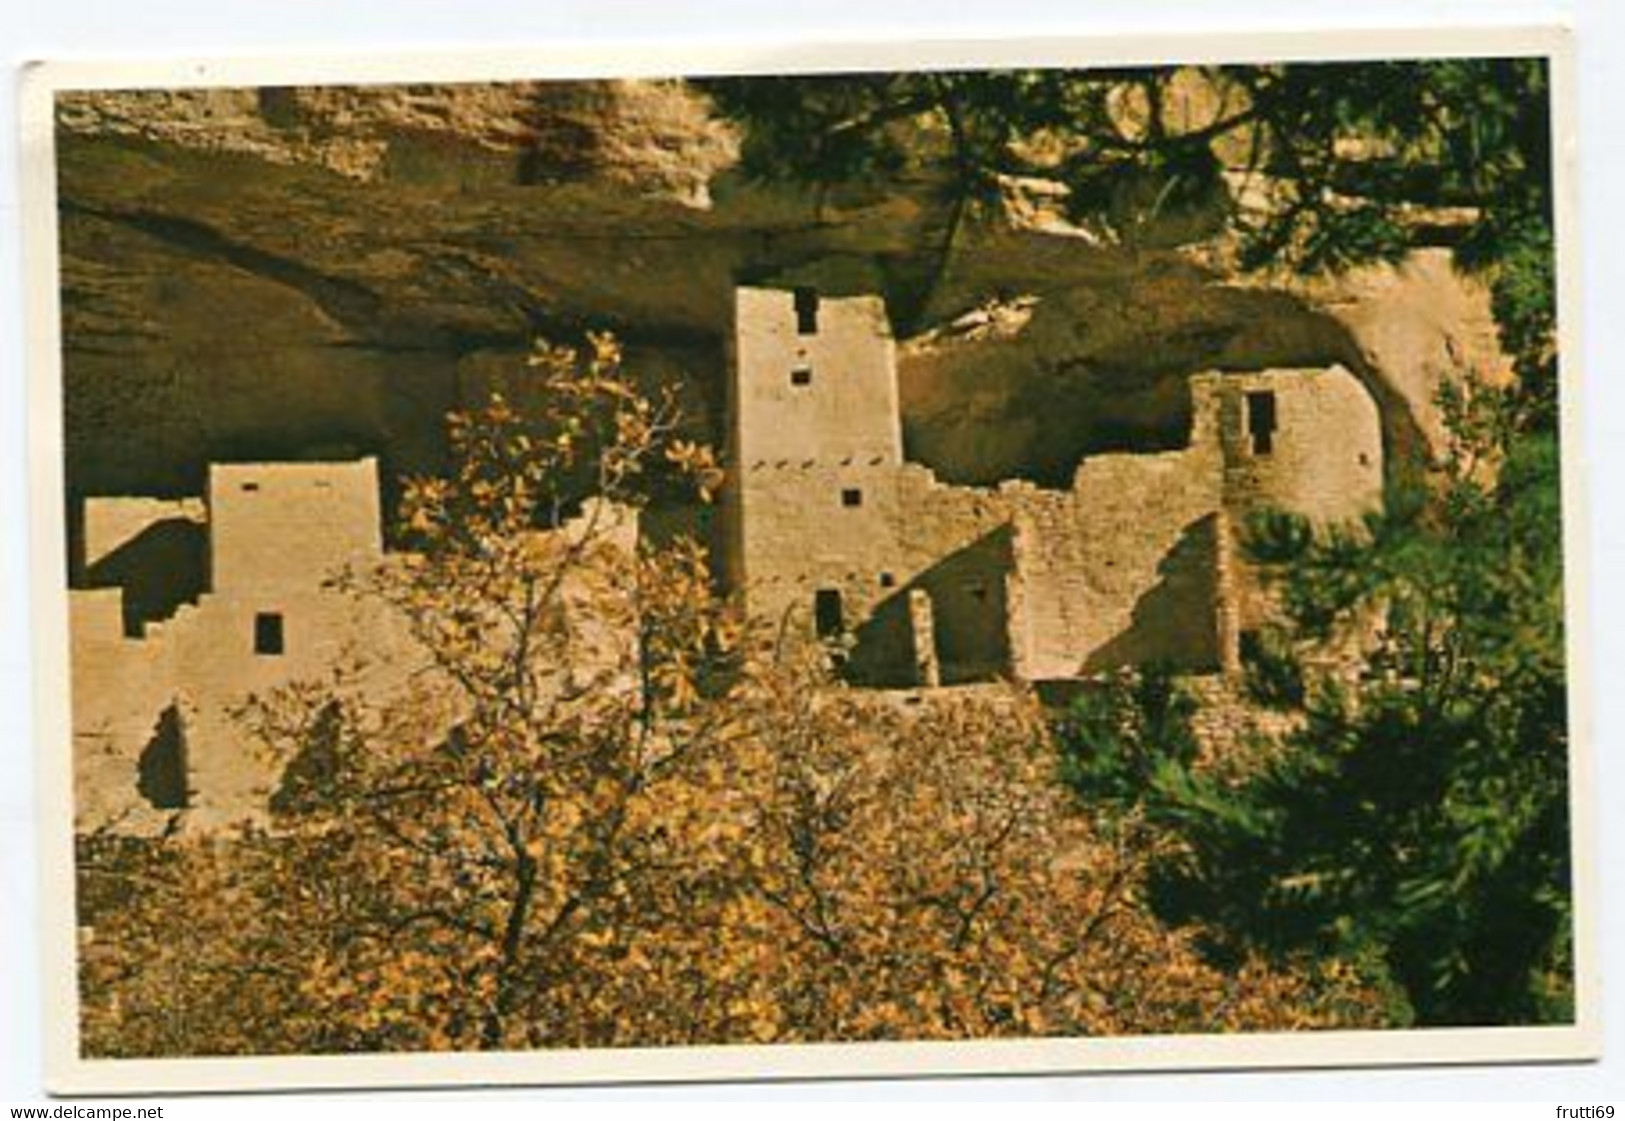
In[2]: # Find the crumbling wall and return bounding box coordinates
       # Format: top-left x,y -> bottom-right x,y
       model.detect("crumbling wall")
71,459 -> 410,833
70,466 -> 644,835
1008,447 -> 1225,679
73,572 -> 419,833
728,287 -> 1019,681
736,445 -> 1229,684
721,290 -> 1388,692
1181,675 -> 1304,773
733,366 -> 1383,686
736,462 -> 1013,665
726,284 -> 1235,684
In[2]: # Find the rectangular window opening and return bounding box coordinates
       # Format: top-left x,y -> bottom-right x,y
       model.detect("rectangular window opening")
793,286 -> 820,335
814,589 -> 844,638
254,611 -> 285,656
240,481 -> 260,493
841,487 -> 863,508
1246,390 -> 1277,456
791,365 -> 813,387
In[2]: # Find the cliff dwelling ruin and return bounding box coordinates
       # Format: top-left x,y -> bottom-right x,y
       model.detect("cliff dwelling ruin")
69,285 -> 1386,834
721,286 -> 1384,688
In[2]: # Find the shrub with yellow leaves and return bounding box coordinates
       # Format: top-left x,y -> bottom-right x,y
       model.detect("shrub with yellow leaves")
78,333 -> 1389,1058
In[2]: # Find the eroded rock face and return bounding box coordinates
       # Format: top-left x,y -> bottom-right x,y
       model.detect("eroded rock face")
898,257 -> 1364,486
57,80 -> 741,198
54,79 -> 1507,503
1286,249 -> 1515,450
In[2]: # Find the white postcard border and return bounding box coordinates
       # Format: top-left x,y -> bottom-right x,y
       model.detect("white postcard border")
19,22 -> 1597,1094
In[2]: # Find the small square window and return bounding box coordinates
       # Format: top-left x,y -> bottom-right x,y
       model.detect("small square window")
791,365 -> 813,387
841,488 -> 863,508
240,481 -> 260,493
254,612 -> 285,656
879,572 -> 896,588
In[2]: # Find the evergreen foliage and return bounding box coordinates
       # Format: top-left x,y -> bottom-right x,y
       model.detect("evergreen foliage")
1153,413 -> 1570,1026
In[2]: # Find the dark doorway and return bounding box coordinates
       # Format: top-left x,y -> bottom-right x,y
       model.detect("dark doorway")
137,703 -> 189,811
793,287 -> 820,335
1246,390 -> 1278,456
255,611 -> 285,655
814,588 -> 844,638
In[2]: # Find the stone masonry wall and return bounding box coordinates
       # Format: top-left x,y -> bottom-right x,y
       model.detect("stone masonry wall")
734,446 -> 1229,683
71,463 -> 641,835
1198,366 -> 1385,635
1009,448 -> 1224,680
71,458 -> 419,833
735,461 -> 1017,684
725,289 -> 1386,689
1205,366 -> 1385,525
730,287 -> 902,469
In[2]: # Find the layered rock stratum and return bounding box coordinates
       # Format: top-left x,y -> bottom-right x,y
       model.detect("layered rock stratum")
55,79 -> 1511,501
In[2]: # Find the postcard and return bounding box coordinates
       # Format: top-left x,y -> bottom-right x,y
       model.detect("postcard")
19,24 -> 1596,1093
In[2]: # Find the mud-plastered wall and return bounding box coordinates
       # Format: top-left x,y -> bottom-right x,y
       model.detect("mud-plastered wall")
729,288 -> 903,469
208,458 -> 384,596
1205,366 -> 1385,527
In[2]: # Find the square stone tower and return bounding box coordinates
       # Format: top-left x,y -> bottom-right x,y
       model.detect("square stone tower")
722,287 -> 907,601
208,458 -> 384,596
728,286 -> 902,468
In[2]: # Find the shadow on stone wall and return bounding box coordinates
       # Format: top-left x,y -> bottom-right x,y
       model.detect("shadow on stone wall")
1084,514 -> 1222,673
136,703 -> 190,811
85,519 -> 208,637
847,526 -> 1015,688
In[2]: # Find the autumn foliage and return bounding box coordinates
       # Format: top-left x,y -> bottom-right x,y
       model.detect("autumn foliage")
78,335 -> 1387,1057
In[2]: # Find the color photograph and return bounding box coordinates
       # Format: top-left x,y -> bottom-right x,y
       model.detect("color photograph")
22,30 -> 1592,1090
